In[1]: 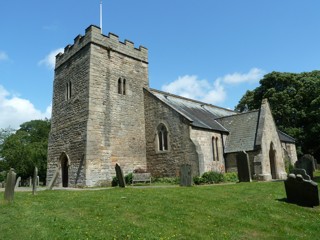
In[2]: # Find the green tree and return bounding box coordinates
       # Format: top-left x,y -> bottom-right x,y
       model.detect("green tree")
236,71 -> 320,161
0,119 -> 51,183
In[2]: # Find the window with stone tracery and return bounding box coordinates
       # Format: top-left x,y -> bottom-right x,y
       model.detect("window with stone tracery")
157,124 -> 168,151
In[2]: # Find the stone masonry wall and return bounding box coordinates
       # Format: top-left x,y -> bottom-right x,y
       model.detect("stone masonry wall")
255,99 -> 287,180
47,45 -> 90,187
48,25 -> 149,187
85,26 -> 149,186
190,128 -> 226,175
144,90 -> 199,177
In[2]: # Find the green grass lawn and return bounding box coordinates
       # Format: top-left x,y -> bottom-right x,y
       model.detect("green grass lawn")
1,176 -> 320,240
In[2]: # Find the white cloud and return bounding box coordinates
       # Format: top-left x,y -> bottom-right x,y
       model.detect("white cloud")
220,68 -> 265,84
0,85 -> 51,129
38,48 -> 64,69
161,68 -> 265,105
0,51 -> 8,61
161,75 -> 226,104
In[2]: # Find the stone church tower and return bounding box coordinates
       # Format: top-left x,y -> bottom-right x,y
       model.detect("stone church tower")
47,25 -> 149,187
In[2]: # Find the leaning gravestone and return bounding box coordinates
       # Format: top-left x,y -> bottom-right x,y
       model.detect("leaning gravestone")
284,173 -> 319,207
4,168 -> 16,203
32,167 -> 38,195
115,163 -> 125,188
47,167 -> 60,190
180,164 -> 192,186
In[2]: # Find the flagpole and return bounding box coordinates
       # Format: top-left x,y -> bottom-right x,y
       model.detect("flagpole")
100,0 -> 103,33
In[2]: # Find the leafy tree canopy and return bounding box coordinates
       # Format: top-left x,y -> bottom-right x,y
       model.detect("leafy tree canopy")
236,71 -> 320,161
0,119 -> 51,183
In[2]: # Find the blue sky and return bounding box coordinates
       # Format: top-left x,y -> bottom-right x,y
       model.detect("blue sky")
1,0 -> 320,129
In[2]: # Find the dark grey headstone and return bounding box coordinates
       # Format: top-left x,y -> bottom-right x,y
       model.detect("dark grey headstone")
291,168 -> 311,180
295,155 -> 315,179
32,167 -> 38,195
180,164 -> 192,186
236,151 -> 251,182
115,163 -> 125,188
4,168 -> 16,203
284,173 -> 319,207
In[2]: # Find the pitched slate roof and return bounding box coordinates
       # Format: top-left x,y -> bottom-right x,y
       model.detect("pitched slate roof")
216,111 -> 260,153
149,89 -> 235,132
278,130 -> 296,143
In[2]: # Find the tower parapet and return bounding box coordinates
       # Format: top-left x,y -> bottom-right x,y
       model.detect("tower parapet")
55,25 -> 148,69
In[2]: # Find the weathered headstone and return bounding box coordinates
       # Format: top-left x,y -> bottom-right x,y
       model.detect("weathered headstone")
115,163 -> 125,188
33,167 -> 38,195
4,168 -> 16,203
291,168 -> 311,180
236,151 -> 251,182
180,164 -> 192,186
47,167 -> 60,190
284,173 -> 319,207
15,176 -> 21,189
295,155 -> 315,179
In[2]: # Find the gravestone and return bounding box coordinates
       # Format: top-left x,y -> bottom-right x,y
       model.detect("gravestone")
33,167 -> 38,195
115,163 -> 125,188
180,164 -> 192,186
236,151 -> 251,182
291,168 -> 311,180
15,176 -> 21,189
4,168 -> 16,203
47,167 -> 60,190
295,155 -> 315,179
284,173 -> 319,207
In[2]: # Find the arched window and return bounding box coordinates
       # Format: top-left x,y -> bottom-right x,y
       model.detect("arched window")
157,124 -> 168,151
118,78 -> 122,94
123,79 -> 126,95
215,137 -> 219,161
66,81 -> 72,100
212,137 -> 219,161
212,137 -> 216,161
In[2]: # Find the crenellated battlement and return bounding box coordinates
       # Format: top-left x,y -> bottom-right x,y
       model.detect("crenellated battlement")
55,25 -> 148,69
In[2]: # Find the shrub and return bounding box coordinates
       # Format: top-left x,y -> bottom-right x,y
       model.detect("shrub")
125,173 -> 133,184
193,176 -> 204,185
111,176 -> 118,187
201,171 -> 224,184
223,172 -> 238,182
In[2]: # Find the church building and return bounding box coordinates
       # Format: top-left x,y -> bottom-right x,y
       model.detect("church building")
47,25 -> 297,187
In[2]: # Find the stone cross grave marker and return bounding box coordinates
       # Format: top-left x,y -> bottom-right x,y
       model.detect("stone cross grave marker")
284,173 -> 319,207
4,168 -> 16,203
32,167 -> 38,195
115,163 -> 126,188
180,164 -> 192,186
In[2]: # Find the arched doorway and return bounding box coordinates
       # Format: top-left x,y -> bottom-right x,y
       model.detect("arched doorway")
269,143 -> 277,179
60,152 -> 70,187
